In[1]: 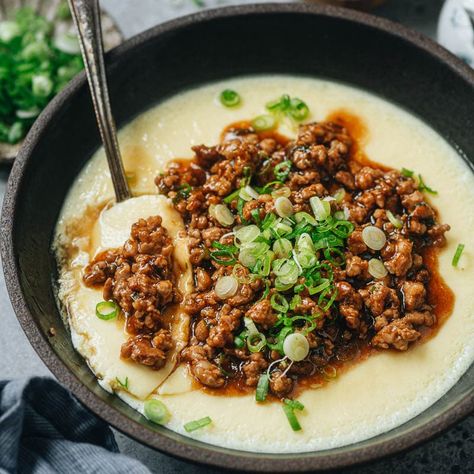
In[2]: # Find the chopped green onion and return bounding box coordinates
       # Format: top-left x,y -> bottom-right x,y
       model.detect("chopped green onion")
418,174 -> 438,195
261,212 -> 277,230
282,402 -> 302,431
115,376 -> 129,390
452,244 -> 465,267
270,293 -> 289,313
144,399 -> 170,425
235,225 -> 260,245
244,316 -> 259,336
288,98 -> 310,121
284,398 -> 305,411
307,278 -> 330,295
250,208 -> 261,225
274,160 -> 292,182
219,89 -> 241,107
234,335 -> 245,348
96,301 -> 119,320
252,114 -> 276,131
210,249 -> 237,266
289,294 -> 301,310
294,212 -> 317,226
223,188 -> 241,204
271,186 -> 291,198
310,196 -> 331,221
266,94 -> 310,124
256,373 -> 269,402
385,210 -> 402,229
184,416 -> 212,432
247,332 -> 267,353
401,167 -> 414,177
283,333 -> 309,361
240,185 -> 259,201
273,238 -> 293,258
333,188 -> 346,203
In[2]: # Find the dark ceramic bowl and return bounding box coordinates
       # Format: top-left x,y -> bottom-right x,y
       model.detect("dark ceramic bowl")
1,3 -> 473,472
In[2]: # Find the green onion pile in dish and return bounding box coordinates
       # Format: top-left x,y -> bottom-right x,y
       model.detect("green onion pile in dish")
0,6 -> 82,144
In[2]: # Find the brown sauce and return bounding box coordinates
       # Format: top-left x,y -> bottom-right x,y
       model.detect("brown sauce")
190,111 -> 455,399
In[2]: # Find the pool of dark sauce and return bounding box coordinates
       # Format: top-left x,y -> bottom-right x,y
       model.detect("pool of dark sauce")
175,111 -> 454,399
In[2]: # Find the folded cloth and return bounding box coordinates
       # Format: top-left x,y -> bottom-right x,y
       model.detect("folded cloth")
0,377 -> 151,474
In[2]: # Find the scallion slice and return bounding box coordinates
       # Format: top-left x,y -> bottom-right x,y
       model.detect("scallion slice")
288,98 -> 309,121
452,243 -> 465,267
96,301 -> 118,320
219,89 -> 241,107
247,332 -> 267,353
144,399 -> 170,425
310,196 -> 331,221
401,167 -> 414,177
386,210 -> 403,229
255,373 -> 269,402
282,400 -> 302,431
418,174 -> 438,195
274,160 -> 292,182
184,416 -> 212,432
270,293 -> 289,313
252,114 -> 276,131
235,225 -> 260,246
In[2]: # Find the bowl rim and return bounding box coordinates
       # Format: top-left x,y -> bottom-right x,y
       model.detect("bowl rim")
1,2 -> 474,471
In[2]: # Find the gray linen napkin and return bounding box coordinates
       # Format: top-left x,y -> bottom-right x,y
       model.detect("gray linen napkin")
0,377 -> 151,474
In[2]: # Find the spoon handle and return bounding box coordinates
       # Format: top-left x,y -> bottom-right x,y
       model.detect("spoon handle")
68,0 -> 130,202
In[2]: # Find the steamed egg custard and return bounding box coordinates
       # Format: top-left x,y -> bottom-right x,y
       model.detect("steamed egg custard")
54,76 -> 474,453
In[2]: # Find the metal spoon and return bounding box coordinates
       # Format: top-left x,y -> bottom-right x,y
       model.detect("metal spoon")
68,0 -> 131,202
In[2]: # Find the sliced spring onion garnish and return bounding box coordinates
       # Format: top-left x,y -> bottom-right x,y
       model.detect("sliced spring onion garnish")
184,416 -> 212,433
210,203 -> 235,227
362,225 -> 387,251
401,167 -> 414,177
144,399 -> 170,425
234,334 -> 245,349
252,114 -> 276,131
239,185 -> 259,201
333,188 -> 346,203
284,399 -> 305,411
235,225 -> 260,245
282,400 -> 303,431
266,94 -> 310,123
452,243 -> 465,267
294,212 -> 317,226
386,210 -> 403,229
244,316 -> 259,336
283,333 -> 309,362
273,238 -> 293,258
368,258 -> 388,279
275,196 -> 294,218
310,196 -> 331,221
274,160 -> 293,182
219,89 -> 241,107
255,373 -> 269,402
95,301 -> 119,320
288,98 -> 310,121
270,293 -> 289,313
271,186 -> 291,198
115,376 -> 129,390
247,332 -> 267,353
418,174 -> 438,195
215,276 -> 239,299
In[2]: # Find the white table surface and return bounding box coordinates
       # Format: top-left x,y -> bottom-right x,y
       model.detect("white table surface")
0,1 -> 472,472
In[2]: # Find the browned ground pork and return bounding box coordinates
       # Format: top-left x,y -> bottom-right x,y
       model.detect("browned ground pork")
83,216 -> 180,370
154,119 -> 450,397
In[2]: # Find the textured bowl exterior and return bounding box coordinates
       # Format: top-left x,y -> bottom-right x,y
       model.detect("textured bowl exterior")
1,3 -> 473,472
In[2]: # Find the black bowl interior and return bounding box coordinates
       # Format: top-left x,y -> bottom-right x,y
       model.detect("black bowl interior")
2,3 -> 473,472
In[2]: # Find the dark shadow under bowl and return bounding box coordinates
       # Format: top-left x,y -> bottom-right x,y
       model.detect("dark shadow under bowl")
1,3 -> 473,472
